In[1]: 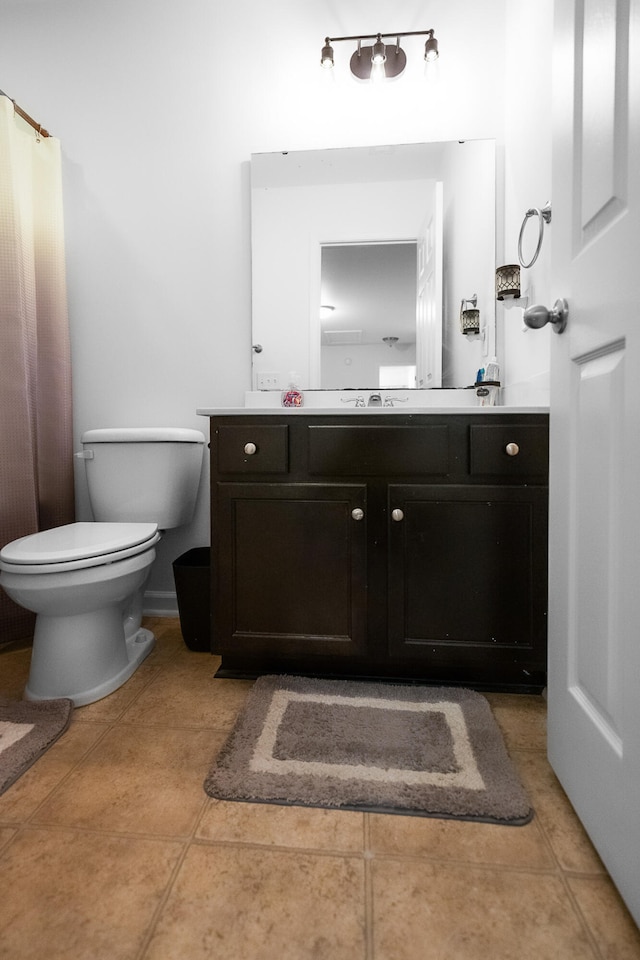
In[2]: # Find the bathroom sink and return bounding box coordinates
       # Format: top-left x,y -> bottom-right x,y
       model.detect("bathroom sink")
244,388 -> 481,410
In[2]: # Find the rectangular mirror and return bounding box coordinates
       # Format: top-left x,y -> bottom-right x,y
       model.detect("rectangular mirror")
251,140 -> 495,390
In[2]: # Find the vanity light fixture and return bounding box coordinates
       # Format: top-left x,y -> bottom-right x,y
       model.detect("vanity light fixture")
460,296 -> 481,336
495,264 -> 529,309
321,29 -> 439,81
495,264 -> 521,301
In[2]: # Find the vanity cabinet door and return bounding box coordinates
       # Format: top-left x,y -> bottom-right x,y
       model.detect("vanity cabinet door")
214,482 -> 368,665
387,484 -> 548,687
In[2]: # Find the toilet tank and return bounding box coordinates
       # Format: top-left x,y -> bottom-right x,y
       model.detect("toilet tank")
80,428 -> 205,529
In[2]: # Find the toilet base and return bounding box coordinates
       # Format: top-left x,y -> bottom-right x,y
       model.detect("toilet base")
24,610 -> 156,707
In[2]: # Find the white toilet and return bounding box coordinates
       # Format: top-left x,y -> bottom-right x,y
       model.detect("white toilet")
0,427 -> 205,706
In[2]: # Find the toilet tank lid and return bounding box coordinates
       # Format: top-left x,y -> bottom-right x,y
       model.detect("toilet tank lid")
81,428 -> 205,444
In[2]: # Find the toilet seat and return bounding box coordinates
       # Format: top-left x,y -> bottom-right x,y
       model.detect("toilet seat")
0,522 -> 160,574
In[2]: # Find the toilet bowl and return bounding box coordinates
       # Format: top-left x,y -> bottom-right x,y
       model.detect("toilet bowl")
0,425 -> 205,706
0,522 -> 161,706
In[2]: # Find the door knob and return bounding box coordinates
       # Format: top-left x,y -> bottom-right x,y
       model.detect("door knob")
244,442 -> 257,455
523,298 -> 568,334
391,509 -> 404,522
351,508 -> 364,521
505,442 -> 520,457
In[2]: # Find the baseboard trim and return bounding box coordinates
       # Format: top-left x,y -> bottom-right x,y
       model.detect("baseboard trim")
143,590 -> 179,618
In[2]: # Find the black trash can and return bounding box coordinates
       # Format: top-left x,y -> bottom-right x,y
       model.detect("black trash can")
172,547 -> 211,651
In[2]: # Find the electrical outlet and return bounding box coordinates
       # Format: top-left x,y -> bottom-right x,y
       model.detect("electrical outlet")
257,372 -> 280,390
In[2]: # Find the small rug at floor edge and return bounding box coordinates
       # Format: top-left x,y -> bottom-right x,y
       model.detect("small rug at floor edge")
0,697 -> 73,796
204,676 -> 532,825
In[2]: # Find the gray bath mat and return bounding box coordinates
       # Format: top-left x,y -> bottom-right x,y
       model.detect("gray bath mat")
0,697 -> 73,795
204,676 -> 532,825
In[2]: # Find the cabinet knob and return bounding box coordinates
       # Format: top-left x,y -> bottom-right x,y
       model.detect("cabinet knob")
351,508 -> 364,521
244,442 -> 257,456
505,442 -> 520,457
391,508 -> 404,522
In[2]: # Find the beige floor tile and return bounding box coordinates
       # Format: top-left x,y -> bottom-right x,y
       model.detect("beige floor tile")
143,615 -> 177,636
143,844 -> 366,960
513,750 -> 606,874
197,797 -> 365,852
568,875 -> 640,959
171,644 -> 223,672
484,693 -> 547,751
164,643 -> 219,669
372,859 -> 598,960
0,644 -> 32,698
144,622 -> 185,662
0,827 -> 182,960
0,720 -> 109,822
121,664 -> 253,729
0,827 -> 17,852
32,724 -> 225,837
3,618 -> 632,957
368,811 -> 554,869
72,659 -> 162,722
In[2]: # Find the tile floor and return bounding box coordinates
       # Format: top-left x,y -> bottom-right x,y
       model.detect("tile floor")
0,617 -> 638,960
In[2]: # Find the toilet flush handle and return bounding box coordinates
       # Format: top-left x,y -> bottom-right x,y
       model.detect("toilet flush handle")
74,450 -> 94,459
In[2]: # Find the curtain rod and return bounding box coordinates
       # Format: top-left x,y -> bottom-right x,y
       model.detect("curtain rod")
0,90 -> 51,138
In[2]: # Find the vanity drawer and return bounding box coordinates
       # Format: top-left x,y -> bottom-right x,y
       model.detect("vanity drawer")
469,424 -> 548,478
308,425 -> 450,476
215,425 -> 289,474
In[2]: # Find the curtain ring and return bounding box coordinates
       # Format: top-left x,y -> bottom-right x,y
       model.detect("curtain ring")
518,202 -> 552,268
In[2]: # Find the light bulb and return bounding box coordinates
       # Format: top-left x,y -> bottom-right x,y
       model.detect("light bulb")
321,40 -> 334,68
371,36 -> 386,64
424,33 -> 439,62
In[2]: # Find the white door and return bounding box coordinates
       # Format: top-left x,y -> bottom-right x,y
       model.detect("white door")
548,0 -> 640,924
415,182 -> 443,388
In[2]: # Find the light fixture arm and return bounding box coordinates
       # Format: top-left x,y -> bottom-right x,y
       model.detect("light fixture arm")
324,29 -> 436,44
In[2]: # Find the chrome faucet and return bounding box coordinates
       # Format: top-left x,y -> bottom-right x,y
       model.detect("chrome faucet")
368,393 -> 382,407
341,396 -> 366,407
383,396 -> 409,407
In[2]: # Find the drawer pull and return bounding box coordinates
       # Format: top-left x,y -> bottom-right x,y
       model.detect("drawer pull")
391,508 -> 404,522
505,442 -> 520,457
244,442 -> 257,456
351,508 -> 364,521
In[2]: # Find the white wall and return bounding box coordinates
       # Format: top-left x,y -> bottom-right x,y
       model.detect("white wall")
0,0 -> 549,609
501,0 -> 555,399
440,140 -> 496,387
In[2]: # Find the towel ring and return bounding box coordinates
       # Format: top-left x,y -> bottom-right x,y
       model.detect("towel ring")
518,202 -> 552,268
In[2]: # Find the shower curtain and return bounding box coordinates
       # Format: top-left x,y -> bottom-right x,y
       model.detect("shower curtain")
0,95 -> 74,643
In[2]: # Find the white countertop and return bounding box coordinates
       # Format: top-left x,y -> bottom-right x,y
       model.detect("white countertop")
198,386 -> 549,417
196,405 -> 549,416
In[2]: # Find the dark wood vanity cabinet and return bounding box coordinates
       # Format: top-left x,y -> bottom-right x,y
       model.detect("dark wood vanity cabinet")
215,481 -> 368,659
208,413 -> 549,692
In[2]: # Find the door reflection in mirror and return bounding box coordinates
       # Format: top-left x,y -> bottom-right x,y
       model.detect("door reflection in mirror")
320,241 -> 417,389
